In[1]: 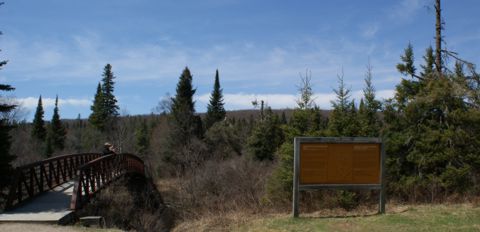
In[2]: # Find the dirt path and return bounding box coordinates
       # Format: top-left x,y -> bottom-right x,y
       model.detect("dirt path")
0,223 -> 120,232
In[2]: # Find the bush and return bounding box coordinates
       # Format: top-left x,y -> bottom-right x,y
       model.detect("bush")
170,156 -> 273,219
78,173 -> 174,231
336,190 -> 359,211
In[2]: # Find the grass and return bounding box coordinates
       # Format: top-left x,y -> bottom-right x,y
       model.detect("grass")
234,204 -> 480,232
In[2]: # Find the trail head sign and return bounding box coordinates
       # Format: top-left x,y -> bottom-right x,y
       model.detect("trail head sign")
292,137 -> 385,217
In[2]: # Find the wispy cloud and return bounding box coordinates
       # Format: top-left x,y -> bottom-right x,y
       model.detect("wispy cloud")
361,23 -> 380,39
3,31 -> 400,92
388,0 -> 423,23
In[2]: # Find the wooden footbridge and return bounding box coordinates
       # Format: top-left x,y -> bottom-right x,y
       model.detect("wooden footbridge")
0,153 -> 145,224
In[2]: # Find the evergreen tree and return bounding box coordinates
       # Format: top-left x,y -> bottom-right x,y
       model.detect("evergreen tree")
163,67 -> 203,170
396,43 -> 417,78
420,46 -> 435,78
101,64 -> 119,118
31,95 -> 47,140
383,2 -> 480,197
89,64 -> 119,131
43,135 -> 54,158
358,63 -> 381,137
247,107 -> 283,161
280,111 -> 287,124
0,37 -> 16,190
205,69 -> 226,129
48,96 -> 66,151
170,67 -> 198,141
264,74 -> 325,202
135,119 -> 150,157
394,44 -> 425,108
89,82 -> 105,130
327,72 -> 358,136
296,70 -> 314,110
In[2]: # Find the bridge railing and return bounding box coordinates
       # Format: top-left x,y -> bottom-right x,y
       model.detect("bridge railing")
70,153 -> 145,210
4,153 -> 101,210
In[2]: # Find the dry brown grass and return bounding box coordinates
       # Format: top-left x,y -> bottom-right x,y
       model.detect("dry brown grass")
156,156 -> 275,230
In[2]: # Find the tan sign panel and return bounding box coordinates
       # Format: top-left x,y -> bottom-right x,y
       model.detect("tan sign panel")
300,143 -> 380,185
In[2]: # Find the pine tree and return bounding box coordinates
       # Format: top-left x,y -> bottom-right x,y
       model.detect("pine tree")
89,82 -> 105,130
0,34 -> 17,189
383,0 -> 480,197
264,74 -> 325,202
48,96 -> 66,151
43,135 -> 54,158
247,107 -> 283,161
31,95 -> 47,140
396,43 -> 417,78
135,119 -> 150,156
170,67 -> 198,141
280,111 -> 287,124
394,44 -> 425,108
358,62 -> 381,137
205,69 -> 226,129
296,70 -> 314,110
420,46 -> 435,78
89,64 -> 119,131
163,67 -> 203,169
101,64 -> 119,118
327,72 -> 358,136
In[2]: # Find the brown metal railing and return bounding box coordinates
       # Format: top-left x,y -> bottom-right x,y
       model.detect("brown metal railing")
5,153 -> 101,210
70,153 -> 145,210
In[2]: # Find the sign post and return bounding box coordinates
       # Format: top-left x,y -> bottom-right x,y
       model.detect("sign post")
292,137 -> 385,217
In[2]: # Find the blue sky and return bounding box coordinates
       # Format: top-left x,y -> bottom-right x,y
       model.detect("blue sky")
1,0 -> 479,120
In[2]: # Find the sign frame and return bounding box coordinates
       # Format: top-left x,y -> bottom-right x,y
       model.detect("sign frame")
292,137 -> 385,217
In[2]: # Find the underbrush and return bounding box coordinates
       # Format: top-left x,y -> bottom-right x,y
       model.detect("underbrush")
78,173 -> 175,232
156,154 -> 480,231
158,156 -> 274,220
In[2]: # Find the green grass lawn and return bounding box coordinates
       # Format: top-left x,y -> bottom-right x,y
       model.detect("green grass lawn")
236,204 -> 480,232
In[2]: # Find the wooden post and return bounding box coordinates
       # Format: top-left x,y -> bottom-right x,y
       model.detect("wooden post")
292,137 -> 300,218
379,141 -> 386,214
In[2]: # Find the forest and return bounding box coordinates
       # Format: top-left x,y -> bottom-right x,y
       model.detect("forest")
1,0 -> 480,231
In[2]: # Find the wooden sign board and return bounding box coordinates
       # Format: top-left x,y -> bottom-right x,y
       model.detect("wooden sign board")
292,137 -> 385,217
300,143 -> 381,185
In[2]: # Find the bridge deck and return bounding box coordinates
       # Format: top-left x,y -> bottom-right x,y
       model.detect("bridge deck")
0,181 -> 75,224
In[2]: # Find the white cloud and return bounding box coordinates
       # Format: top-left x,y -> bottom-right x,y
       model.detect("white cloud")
196,89 -> 395,111
17,97 -> 90,109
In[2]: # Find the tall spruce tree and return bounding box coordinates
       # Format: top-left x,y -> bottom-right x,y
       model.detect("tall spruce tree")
170,67 -> 197,141
89,83 -> 105,130
163,67 -> 203,169
48,96 -> 66,151
89,64 -> 119,131
0,21 -> 17,189
31,95 -> 47,140
101,64 -> 119,118
205,69 -> 226,129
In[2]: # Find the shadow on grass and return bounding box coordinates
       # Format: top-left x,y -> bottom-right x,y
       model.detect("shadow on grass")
297,207 -> 410,219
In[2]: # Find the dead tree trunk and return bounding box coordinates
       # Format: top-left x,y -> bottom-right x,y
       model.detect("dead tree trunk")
435,0 -> 443,76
